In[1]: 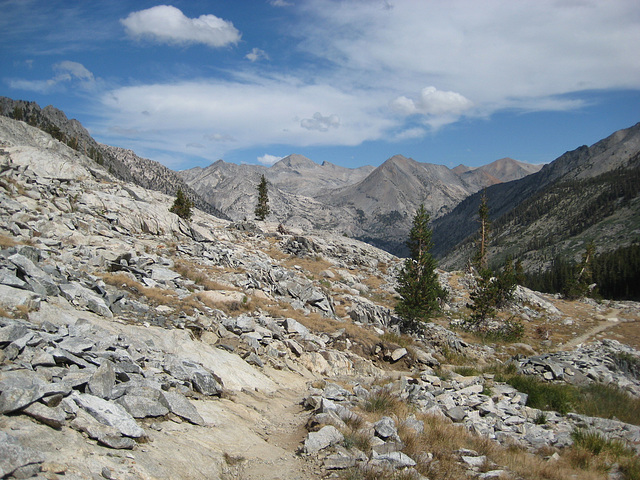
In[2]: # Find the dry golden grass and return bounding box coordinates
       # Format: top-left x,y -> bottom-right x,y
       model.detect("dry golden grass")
282,256 -> 334,278
173,259 -> 240,291
0,233 -> 18,248
344,384 -> 613,480
102,272 -> 182,308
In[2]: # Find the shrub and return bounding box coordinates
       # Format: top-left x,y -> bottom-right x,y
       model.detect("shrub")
169,188 -> 193,220
363,388 -> 397,413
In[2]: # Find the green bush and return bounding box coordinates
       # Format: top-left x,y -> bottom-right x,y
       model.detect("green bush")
506,376 -> 577,414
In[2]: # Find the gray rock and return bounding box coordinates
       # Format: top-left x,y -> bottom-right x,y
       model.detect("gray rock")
374,416 -> 397,439
244,352 -> 264,368
88,360 -> 116,399
59,282 -> 113,317
0,369 -> 50,414
324,450 -> 357,470
70,409 -> 136,449
311,411 -> 347,431
284,318 -> 310,336
0,323 -> 29,346
390,347 -> 407,362
51,347 -> 94,369
73,393 -> 145,438
0,284 -> 40,309
370,451 -> 416,468
57,336 -> 95,354
403,414 -> 424,434
8,253 -> 59,295
150,266 -> 180,281
462,455 -> 487,468
304,425 -> 344,454
160,390 -> 205,425
22,401 -> 67,429
191,368 -> 223,396
0,431 -> 45,479
446,406 -> 467,423
31,350 -> 56,367
117,393 -> 169,418
323,383 -> 349,401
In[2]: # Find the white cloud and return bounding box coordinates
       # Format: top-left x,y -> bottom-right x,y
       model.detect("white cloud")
269,0 -> 293,6
299,0 -> 640,112
257,154 -> 283,165
92,0 -> 640,168
300,112 -> 340,131
391,87 -> 472,118
121,5 -> 240,48
205,132 -> 235,142
393,127 -> 427,141
98,77 -> 394,163
8,60 -> 95,93
54,60 -> 94,82
246,48 -> 269,62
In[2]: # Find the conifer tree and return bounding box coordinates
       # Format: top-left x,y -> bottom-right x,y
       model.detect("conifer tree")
564,241 -> 596,299
474,191 -> 491,272
255,175 -> 270,221
395,204 -> 445,332
169,188 -> 193,220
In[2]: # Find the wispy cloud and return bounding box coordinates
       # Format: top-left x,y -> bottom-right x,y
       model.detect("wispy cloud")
257,154 -> 283,165
121,5 -> 241,48
98,76 -> 394,161
300,112 -> 340,132
8,60 -> 95,93
245,48 -> 269,62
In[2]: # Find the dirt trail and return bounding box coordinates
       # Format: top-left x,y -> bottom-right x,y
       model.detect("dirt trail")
561,308 -> 620,350
191,368 -> 322,480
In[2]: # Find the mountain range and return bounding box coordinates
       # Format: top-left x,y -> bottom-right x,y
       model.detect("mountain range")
1,95 -> 639,273
179,153 -> 541,254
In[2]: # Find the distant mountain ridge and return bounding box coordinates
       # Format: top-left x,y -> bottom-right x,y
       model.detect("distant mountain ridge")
180,153 -> 541,254
0,95 -> 545,256
434,122 -> 640,270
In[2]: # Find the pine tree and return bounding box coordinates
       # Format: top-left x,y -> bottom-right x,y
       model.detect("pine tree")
473,191 -> 490,271
564,241 -> 596,299
169,188 -> 193,220
395,204 -> 445,332
255,175 -> 270,221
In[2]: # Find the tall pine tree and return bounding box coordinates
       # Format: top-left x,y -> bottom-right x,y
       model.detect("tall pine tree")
395,204 -> 445,332
255,174 -> 270,221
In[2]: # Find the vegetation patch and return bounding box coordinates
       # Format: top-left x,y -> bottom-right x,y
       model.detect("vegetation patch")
504,375 -> 640,425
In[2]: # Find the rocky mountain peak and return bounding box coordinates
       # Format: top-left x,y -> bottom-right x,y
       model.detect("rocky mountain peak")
272,153 -> 317,171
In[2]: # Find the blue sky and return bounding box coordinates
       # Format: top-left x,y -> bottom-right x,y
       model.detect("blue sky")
2,0 -> 639,170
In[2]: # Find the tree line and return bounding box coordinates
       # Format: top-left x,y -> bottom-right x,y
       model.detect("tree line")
523,243 -> 640,301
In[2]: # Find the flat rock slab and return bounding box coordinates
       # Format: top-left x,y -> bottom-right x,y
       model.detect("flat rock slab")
0,369 -> 50,414
0,431 -> 45,478
160,390 -> 205,426
304,425 -> 343,454
73,393 -> 145,438
0,284 -> 40,309
22,402 -> 67,429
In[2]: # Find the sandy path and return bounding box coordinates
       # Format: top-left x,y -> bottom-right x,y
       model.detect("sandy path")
561,308 -> 620,350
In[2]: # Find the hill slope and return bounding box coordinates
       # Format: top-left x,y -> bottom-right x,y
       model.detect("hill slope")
435,122 -> 640,270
